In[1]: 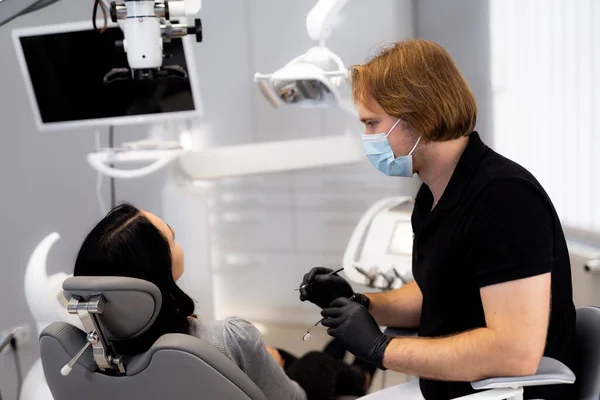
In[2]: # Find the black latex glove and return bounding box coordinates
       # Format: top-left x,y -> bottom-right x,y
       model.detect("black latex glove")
299,267 -> 354,309
321,297 -> 392,370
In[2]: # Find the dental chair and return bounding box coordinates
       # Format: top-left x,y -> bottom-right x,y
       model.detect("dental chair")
39,276 -> 361,400
40,276 -> 268,400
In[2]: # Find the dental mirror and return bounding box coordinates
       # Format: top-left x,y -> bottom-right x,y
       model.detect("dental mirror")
302,317 -> 325,341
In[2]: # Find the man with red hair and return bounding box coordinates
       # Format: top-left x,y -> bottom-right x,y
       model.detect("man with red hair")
300,39 -> 578,400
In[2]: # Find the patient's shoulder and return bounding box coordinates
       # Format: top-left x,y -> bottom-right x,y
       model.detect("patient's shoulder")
188,316 -> 262,352
188,316 -> 264,369
221,317 -> 263,345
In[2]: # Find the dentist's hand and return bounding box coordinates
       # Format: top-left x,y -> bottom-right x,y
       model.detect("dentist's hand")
321,297 -> 392,370
299,267 -> 354,309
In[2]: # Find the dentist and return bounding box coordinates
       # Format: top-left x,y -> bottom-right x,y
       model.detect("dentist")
299,39 -> 578,400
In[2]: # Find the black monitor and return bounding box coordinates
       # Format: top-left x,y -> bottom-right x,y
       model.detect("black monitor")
13,21 -> 199,130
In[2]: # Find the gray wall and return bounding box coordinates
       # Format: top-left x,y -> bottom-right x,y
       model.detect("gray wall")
415,0 -> 493,145
0,2 -> 163,398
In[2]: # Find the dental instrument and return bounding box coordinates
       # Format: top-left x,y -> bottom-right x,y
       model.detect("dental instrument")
294,267 -> 344,291
302,293 -> 357,341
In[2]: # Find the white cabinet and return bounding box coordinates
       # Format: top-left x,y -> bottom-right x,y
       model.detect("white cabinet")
212,210 -> 294,252
295,211 -> 362,254
213,251 -> 344,324
218,173 -> 293,191
209,168 -> 416,323
294,191 -> 400,211
218,191 -> 293,210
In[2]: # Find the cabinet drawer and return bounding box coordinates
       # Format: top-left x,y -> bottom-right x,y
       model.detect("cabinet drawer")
294,192 -> 399,212
294,174 -> 400,192
216,191 -> 293,211
218,173 -> 292,191
294,211 -> 361,254
212,211 -> 294,252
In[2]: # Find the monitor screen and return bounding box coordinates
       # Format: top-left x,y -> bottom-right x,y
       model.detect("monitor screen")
17,24 -> 196,127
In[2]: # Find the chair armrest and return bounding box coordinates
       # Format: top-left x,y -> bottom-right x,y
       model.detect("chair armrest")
470,357 -> 575,390
383,327 -> 418,337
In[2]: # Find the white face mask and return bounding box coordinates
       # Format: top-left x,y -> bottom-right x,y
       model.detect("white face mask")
361,119 -> 421,177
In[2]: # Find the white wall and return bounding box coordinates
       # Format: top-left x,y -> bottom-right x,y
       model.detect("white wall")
415,0 -> 493,145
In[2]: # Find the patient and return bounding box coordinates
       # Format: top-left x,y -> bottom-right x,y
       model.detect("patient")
73,203 -> 374,400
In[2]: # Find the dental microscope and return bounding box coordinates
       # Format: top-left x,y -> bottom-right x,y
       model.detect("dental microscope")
1,0 -> 203,82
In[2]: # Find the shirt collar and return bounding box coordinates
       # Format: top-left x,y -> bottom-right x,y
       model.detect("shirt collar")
416,131 -> 488,214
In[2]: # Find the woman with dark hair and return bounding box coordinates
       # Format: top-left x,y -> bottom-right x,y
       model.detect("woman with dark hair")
74,203 -> 375,400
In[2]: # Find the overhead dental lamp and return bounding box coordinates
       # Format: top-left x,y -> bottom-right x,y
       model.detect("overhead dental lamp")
254,46 -> 349,108
254,0 -> 352,109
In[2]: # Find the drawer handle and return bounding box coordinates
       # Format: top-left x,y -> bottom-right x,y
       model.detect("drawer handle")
221,214 -> 261,225
221,194 -> 266,202
223,255 -> 267,266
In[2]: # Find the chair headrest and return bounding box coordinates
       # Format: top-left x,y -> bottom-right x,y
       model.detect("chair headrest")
63,276 -> 162,340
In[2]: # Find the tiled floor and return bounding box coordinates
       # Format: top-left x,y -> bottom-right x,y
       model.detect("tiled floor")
254,321 -> 413,395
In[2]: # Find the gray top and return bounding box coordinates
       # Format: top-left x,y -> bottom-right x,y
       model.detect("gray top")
188,316 -> 307,400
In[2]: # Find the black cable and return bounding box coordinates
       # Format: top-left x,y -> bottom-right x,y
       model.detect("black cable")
10,338 -> 22,400
109,126 -> 116,209
0,333 -> 20,400
92,0 -> 108,33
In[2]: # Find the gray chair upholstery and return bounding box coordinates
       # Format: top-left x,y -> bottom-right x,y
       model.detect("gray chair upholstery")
471,357 -> 575,390
40,276 -> 268,400
575,306 -> 600,400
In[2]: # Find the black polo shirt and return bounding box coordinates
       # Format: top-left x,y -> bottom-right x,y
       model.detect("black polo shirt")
412,132 -> 578,400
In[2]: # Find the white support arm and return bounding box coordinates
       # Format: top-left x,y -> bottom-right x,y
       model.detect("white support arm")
178,133 -> 364,180
306,0 -> 350,42
87,149 -> 184,179
89,134 -> 364,180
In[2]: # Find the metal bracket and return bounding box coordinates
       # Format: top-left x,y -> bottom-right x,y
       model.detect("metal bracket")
67,295 -> 125,374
